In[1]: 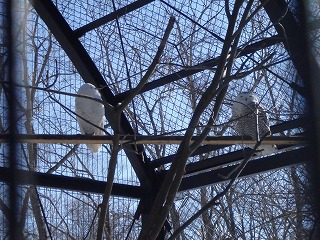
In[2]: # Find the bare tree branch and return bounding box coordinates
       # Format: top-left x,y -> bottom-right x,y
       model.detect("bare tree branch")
46,144 -> 79,174
96,16 -> 175,240
117,16 -> 175,113
137,1 -> 248,238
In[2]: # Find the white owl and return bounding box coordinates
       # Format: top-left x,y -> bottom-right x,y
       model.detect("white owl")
75,83 -> 105,152
231,92 -> 276,155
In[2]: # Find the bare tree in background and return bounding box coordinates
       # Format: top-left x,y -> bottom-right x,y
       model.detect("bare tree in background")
0,0 -> 319,239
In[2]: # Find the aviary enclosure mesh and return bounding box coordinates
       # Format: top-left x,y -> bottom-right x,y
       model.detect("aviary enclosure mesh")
0,0 -> 318,239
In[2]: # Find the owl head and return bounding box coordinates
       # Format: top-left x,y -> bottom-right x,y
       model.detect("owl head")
77,83 -> 98,96
232,92 -> 259,115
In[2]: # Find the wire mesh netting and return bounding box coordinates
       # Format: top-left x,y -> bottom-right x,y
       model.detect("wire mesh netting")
0,0 -> 319,239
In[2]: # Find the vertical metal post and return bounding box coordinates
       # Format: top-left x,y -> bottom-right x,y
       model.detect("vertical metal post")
6,1 -> 18,239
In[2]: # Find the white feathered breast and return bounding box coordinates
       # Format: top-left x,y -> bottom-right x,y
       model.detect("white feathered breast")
75,83 -> 105,152
231,92 -> 270,140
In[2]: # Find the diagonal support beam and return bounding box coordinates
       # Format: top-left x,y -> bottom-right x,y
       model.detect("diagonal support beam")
262,0 -> 320,86
30,0 -> 152,187
74,0 -> 155,37
184,148 -> 253,175
114,35 -> 283,102
179,147 -> 308,191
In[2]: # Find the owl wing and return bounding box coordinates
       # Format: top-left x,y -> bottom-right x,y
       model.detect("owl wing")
75,87 -> 105,152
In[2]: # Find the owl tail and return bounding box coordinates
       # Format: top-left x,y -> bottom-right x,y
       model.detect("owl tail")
249,144 -> 277,156
87,121 -> 105,153
87,143 -> 102,153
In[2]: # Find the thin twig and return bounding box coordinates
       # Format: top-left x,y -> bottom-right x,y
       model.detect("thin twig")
117,16 -> 176,113
46,144 -> 79,174
0,80 -> 115,111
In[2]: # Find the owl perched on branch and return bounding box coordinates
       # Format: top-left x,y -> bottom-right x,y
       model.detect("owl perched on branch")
75,83 -> 105,153
231,92 -> 276,155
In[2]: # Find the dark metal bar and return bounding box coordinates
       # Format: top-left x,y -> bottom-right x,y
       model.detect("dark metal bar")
179,147 -> 308,191
270,117 -> 307,134
150,145 -> 229,168
114,35 -> 283,102
0,168 -> 142,199
0,134 -> 307,146
74,0 -> 155,37
262,0 -> 320,89
185,148 -> 253,174
6,0 -> 19,238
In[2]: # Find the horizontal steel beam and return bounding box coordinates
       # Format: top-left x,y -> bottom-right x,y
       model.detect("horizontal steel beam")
0,167 -> 142,199
179,147 -> 308,191
270,117 -> 307,134
0,134 -> 307,145
0,147 -> 307,198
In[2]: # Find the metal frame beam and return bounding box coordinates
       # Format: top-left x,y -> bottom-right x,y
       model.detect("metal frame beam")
262,0 -> 320,86
179,147 -> 308,191
0,168 -> 142,199
0,134 -> 306,146
114,35 -> 283,102
74,0 -> 155,37
184,148 -> 253,175
0,145 -> 307,198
